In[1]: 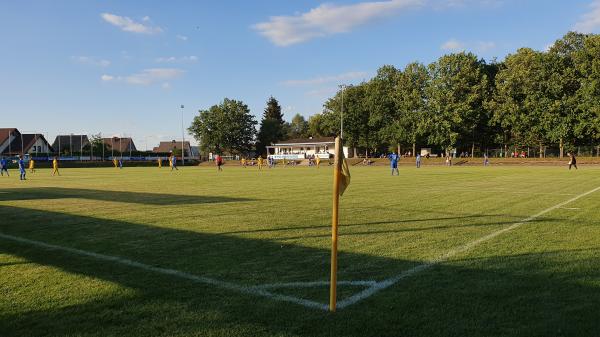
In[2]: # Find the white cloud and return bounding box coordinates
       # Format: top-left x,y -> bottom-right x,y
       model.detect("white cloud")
305,87 -> 338,97
476,41 -> 496,52
441,38 -> 465,51
101,68 -> 184,86
161,82 -> 171,89
574,0 -> 600,33
72,56 -> 110,67
176,34 -> 189,41
282,71 -> 369,86
253,0 -> 424,46
101,13 -> 163,34
155,56 -> 198,63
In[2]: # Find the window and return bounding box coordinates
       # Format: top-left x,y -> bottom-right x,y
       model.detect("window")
38,146 -> 42,152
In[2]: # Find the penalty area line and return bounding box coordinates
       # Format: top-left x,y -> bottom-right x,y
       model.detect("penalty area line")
336,185 -> 600,310
0,232 -> 328,311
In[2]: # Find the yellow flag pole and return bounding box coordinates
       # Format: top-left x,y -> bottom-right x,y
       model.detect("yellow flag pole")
330,136 -> 341,312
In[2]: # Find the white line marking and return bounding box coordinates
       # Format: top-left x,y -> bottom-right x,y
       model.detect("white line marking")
0,232 -> 328,311
336,185 -> 600,309
254,280 -> 376,290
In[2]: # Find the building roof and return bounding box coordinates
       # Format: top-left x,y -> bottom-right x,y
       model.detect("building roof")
0,128 -> 18,146
272,137 -> 335,146
3,134 -> 52,155
152,140 -> 191,153
52,135 -> 90,151
102,137 -> 137,152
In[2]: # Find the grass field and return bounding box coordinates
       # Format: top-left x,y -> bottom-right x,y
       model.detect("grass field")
1,164 -> 600,337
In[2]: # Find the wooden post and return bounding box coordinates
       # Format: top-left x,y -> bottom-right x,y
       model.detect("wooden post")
329,136 -> 342,312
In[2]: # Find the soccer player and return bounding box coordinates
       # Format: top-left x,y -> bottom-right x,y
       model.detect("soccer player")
0,157 -> 8,176
316,156 -> 321,168
388,151 -> 399,176
157,157 -> 162,168
113,158 -> 118,168
568,152 -> 578,170
241,158 -> 246,168
416,154 -> 421,168
484,153 -> 490,166
257,156 -> 263,170
52,156 -> 60,176
18,155 -> 26,180
171,155 -> 178,171
118,158 -> 123,169
29,158 -> 35,173
215,154 -> 223,171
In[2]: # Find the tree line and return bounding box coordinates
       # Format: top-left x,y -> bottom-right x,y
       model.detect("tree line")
189,32 -> 600,157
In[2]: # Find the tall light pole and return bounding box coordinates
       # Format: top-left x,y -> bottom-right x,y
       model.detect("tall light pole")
181,105 -> 185,166
338,84 -> 346,139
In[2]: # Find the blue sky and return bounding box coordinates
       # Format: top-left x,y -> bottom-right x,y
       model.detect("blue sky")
1,0 -> 599,148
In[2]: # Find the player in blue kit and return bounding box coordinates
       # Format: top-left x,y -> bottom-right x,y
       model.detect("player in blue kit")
0,157 -> 8,176
388,152 -> 399,176
18,155 -> 26,180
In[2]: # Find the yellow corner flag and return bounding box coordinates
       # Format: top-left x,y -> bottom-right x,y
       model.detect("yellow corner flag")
330,136 -> 350,312
339,148 -> 351,196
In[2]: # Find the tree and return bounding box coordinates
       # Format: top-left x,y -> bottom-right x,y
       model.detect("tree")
573,33 -> 600,155
86,133 -> 110,158
287,113 -> 309,139
381,62 -> 428,156
256,97 -> 286,155
491,48 -> 550,157
426,52 -> 490,155
188,98 -> 257,155
263,96 -> 285,122
364,65 -> 398,156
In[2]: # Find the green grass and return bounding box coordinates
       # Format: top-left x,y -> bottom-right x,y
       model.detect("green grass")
1,164 -> 600,337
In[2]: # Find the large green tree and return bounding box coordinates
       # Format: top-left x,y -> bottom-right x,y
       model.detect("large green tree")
379,62 -> 428,156
256,96 -> 286,155
573,33 -> 600,155
426,52 -> 490,155
188,98 -> 257,155
286,113 -> 309,139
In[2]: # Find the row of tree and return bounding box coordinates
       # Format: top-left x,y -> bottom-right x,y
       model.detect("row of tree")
309,32 -> 600,157
188,32 -> 600,157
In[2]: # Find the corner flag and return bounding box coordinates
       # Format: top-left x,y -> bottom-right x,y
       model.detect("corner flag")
339,147 -> 351,196
330,136 -> 350,312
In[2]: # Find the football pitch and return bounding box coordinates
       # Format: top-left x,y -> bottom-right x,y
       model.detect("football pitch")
1,165 -> 600,337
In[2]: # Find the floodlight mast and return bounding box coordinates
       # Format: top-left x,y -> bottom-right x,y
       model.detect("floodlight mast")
181,104 -> 185,166
338,84 -> 346,139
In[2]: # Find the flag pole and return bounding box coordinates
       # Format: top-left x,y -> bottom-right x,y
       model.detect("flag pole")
329,136 -> 342,312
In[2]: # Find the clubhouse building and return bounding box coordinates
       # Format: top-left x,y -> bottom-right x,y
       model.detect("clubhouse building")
266,137 -> 349,160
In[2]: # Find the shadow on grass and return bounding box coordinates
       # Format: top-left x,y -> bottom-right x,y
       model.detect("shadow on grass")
0,205 -> 599,337
0,187 -> 253,205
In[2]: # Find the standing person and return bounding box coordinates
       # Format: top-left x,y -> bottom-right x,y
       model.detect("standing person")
52,156 -> 60,176
215,154 -> 223,171
29,158 -> 35,173
171,155 -> 178,171
257,156 -> 263,170
416,154 -> 421,168
113,158 -> 118,168
157,157 -> 162,168
118,158 -> 123,169
0,157 -> 8,176
484,153 -> 490,166
18,155 -> 26,180
568,152 -> 578,170
316,155 -> 321,168
388,152 -> 400,176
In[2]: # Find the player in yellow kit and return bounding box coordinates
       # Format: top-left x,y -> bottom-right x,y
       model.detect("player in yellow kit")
241,158 -> 246,168
257,156 -> 263,170
157,157 -> 162,168
315,156 -> 321,168
29,158 -> 35,173
52,156 -> 60,176
113,158 -> 118,168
